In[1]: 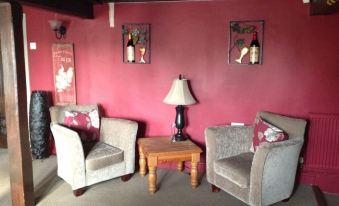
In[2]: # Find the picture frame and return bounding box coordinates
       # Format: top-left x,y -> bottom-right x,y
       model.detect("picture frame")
52,43 -> 76,105
122,23 -> 151,64
228,20 -> 264,65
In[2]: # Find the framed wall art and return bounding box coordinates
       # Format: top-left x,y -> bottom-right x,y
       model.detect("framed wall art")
52,43 -> 76,105
122,23 -> 151,64
228,20 -> 264,65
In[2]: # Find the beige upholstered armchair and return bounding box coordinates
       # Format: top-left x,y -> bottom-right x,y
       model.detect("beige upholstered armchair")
50,104 -> 138,196
205,111 -> 306,206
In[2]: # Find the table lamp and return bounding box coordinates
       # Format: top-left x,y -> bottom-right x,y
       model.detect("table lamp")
163,75 -> 196,142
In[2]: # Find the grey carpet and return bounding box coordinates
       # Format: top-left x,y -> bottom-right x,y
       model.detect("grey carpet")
0,149 -> 10,206
1,149 -> 339,206
0,149 -> 57,206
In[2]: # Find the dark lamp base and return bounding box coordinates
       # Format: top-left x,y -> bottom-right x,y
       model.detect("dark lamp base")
171,133 -> 189,142
171,105 -> 190,142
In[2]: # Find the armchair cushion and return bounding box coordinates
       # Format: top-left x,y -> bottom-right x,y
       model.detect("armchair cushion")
85,142 -> 123,171
64,109 -> 100,142
252,117 -> 288,152
214,152 -> 254,188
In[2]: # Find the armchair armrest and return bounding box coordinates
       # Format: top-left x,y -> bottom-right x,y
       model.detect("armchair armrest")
99,118 -> 138,173
50,123 -> 86,190
249,139 -> 304,206
205,125 -> 253,183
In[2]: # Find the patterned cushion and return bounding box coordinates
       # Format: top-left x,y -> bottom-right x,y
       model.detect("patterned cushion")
252,117 -> 288,152
85,142 -> 124,171
214,152 -> 254,188
63,109 -> 100,142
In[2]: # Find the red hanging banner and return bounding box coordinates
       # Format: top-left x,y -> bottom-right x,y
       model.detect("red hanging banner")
52,43 -> 76,105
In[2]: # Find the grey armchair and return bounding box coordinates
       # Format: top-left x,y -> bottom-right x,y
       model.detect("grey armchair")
50,104 -> 138,196
205,111 -> 306,206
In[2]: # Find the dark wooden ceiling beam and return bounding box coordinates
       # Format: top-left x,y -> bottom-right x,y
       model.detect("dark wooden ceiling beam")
113,0 -> 180,1
102,0 -> 193,3
16,0 -> 94,19
8,0 -> 203,20
310,0 -> 339,15
8,0 -> 339,19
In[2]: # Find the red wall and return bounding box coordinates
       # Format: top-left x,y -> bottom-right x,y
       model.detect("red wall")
24,0 -> 339,193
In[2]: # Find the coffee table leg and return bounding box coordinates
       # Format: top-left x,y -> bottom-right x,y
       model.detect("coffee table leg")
139,144 -> 146,176
191,153 -> 200,189
148,157 -> 157,194
177,161 -> 184,172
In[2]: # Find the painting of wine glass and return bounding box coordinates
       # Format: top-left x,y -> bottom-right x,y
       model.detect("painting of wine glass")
228,20 -> 264,65
122,23 -> 151,64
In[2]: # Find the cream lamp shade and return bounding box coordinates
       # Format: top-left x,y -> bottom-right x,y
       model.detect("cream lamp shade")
163,76 -> 196,142
48,19 -> 67,39
163,78 -> 196,106
48,20 -> 62,31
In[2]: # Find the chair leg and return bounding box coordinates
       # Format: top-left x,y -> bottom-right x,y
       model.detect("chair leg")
211,184 -> 220,192
121,173 -> 132,182
73,187 -> 86,197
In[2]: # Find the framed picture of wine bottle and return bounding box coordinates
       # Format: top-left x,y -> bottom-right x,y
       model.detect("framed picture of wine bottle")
122,23 -> 151,64
228,20 -> 264,65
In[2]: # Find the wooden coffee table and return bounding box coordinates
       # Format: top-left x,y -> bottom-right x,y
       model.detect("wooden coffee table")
138,137 -> 203,194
